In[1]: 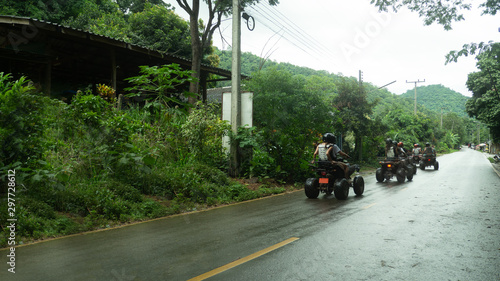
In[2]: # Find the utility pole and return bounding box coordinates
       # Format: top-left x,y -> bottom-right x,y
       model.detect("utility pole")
440,107 -> 443,129
230,0 -> 241,176
406,79 -> 425,115
477,122 -> 480,144
358,70 -> 363,161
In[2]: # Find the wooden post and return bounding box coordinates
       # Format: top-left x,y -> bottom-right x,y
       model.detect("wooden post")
111,49 -> 117,91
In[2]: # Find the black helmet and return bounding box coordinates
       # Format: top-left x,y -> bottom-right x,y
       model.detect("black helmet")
425,142 -> 430,147
323,133 -> 336,144
385,138 -> 392,145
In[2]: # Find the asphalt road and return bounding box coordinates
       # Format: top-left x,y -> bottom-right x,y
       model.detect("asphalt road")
1,148 -> 499,280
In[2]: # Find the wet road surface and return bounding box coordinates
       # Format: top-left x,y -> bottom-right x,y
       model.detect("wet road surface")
1,148 -> 499,280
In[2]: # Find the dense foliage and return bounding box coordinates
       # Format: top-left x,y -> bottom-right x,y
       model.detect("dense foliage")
465,43 -> 500,141
400,84 -> 469,117
216,48 -> 477,154
240,67 -> 336,181
0,71 -> 285,247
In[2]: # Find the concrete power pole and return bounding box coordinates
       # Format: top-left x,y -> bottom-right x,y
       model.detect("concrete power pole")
358,70 -> 363,161
230,0 -> 241,176
440,107 -> 443,129
406,79 -> 425,115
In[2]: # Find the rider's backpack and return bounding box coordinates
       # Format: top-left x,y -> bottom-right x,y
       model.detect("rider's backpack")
386,146 -> 395,158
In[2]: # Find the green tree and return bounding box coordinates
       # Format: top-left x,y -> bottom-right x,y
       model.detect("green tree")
124,63 -> 198,111
115,0 -> 169,14
175,0 -> 279,105
128,4 -> 191,57
0,0 -> 83,22
332,78 -> 377,161
245,67 -> 334,181
60,0 -> 124,31
465,43 -> 500,141
304,75 -> 337,96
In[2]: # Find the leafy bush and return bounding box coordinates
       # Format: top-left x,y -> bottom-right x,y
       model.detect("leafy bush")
0,71 -> 292,247
244,67 -> 334,181
125,63 -> 197,109
181,102 -> 230,168
70,90 -> 112,126
0,73 -> 50,171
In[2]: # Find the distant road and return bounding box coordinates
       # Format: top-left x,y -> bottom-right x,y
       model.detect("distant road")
1,148 -> 499,280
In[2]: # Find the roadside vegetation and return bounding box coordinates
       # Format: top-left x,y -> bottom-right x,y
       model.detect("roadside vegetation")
0,70 -> 289,247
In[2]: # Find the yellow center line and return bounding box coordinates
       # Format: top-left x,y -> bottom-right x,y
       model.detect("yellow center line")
187,237 -> 300,281
362,203 -> 377,209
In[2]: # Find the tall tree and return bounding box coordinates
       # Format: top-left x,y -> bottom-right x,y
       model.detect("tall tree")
465,43 -> 500,141
128,3 -> 191,57
115,0 -> 169,14
175,0 -> 279,104
246,67 -> 334,181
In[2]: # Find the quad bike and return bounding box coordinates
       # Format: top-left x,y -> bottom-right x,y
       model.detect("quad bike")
420,153 -> 439,170
305,161 -> 364,200
376,158 -> 414,183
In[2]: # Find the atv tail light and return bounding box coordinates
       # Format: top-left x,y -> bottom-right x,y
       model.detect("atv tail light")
387,164 -> 392,168
321,171 -> 327,176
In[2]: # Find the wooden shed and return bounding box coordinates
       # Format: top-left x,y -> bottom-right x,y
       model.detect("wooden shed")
0,15 -> 237,101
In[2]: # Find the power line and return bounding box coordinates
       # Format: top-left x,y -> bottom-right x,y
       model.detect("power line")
247,5 -> 321,60
260,2 -> 338,61
217,3 -> 339,69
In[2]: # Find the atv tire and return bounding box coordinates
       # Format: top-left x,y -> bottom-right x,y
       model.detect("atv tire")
304,178 -> 319,199
406,165 -> 414,181
396,168 -> 406,183
434,161 -> 439,170
419,160 -> 425,170
353,176 -> 365,196
376,168 -> 384,182
334,178 -> 350,200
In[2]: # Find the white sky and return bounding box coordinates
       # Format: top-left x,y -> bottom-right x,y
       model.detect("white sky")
166,0 -> 498,97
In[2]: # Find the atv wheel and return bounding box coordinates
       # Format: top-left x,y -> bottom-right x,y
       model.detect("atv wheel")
434,161 -> 439,170
406,170 -> 413,181
396,168 -> 406,183
376,168 -> 384,182
412,164 -> 417,174
406,165 -> 414,181
304,178 -> 319,199
353,176 -> 365,196
334,178 -> 350,200
419,160 -> 425,170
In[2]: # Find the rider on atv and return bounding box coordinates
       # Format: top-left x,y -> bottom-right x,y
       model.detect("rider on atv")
312,133 -> 353,179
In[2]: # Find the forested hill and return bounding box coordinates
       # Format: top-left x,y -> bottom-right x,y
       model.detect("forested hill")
400,84 -> 469,117
215,48 -> 469,118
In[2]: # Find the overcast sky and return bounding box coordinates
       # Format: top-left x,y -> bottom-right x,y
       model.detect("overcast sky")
166,0 -> 498,97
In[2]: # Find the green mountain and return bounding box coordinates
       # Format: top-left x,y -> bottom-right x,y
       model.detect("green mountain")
400,84 -> 469,117
215,49 -> 470,118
